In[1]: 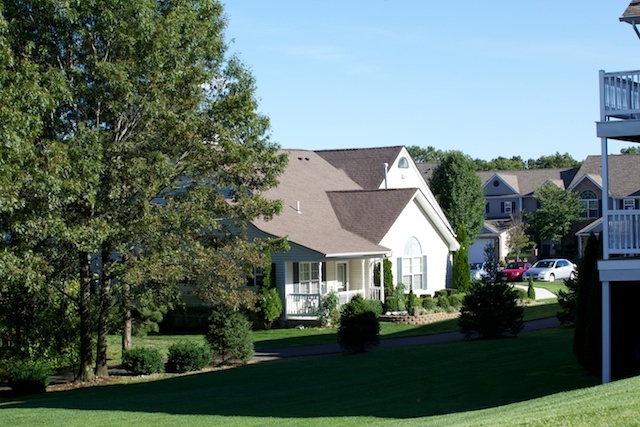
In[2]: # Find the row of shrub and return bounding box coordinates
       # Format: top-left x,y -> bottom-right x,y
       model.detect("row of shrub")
384,287 -> 466,315
122,341 -> 212,376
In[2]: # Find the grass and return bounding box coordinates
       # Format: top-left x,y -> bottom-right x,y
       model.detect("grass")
2,327 -> 629,426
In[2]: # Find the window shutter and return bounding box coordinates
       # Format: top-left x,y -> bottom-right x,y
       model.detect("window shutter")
619,199 -> 624,209
397,257 -> 403,284
422,255 -> 427,290
501,201 -> 505,212
293,262 -> 299,293
271,263 -> 277,287
321,262 -> 327,282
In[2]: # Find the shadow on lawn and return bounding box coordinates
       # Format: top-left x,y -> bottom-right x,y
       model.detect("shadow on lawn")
2,329 -> 598,419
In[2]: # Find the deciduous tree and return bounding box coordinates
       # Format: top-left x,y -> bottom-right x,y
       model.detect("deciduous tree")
527,183 -> 583,244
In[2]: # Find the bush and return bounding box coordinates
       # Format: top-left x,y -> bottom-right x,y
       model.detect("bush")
338,294 -> 380,353
166,341 -> 211,373
422,295 -> 436,310
319,292 -> 340,327
458,282 -> 524,339
256,286 -> 282,330
527,278 -> 536,300
364,299 -> 384,317
206,308 -> 254,365
122,347 -> 164,375
1,358 -> 51,395
448,293 -> 465,309
514,288 -> 527,301
406,286 -> 419,315
384,295 -> 403,312
437,295 -> 451,310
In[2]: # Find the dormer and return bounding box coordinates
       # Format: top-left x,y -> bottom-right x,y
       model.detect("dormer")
482,173 -> 519,196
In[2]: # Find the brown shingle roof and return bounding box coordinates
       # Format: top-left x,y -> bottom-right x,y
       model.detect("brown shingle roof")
328,189 -> 419,243
251,150 -> 391,256
476,168 -> 579,196
316,146 -> 404,190
570,155 -> 640,197
621,1 -> 640,22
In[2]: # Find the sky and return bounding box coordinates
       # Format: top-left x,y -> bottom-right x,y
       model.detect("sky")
222,1 -> 639,162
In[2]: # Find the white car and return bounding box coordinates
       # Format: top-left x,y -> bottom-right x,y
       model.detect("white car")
521,258 -> 577,282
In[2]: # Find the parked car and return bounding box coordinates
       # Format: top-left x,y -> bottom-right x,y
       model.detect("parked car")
497,261 -> 532,282
521,258 -> 577,282
470,262 -> 488,281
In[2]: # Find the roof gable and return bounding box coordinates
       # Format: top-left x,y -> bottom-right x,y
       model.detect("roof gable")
571,155 -> 640,197
482,173 -> 519,195
476,167 -> 579,196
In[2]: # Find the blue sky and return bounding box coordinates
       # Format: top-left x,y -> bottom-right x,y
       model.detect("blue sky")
222,1 -> 639,162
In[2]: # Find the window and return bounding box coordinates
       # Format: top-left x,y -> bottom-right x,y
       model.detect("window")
402,257 -> 423,290
247,267 -> 264,287
493,180 -> 500,187
299,262 -> 320,294
398,157 -> 409,168
579,190 -> 599,218
624,199 -> 636,210
502,201 -> 513,214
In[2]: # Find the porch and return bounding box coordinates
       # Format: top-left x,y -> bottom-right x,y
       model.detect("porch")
597,69 -> 640,142
605,210 -> 640,255
285,288 -> 384,319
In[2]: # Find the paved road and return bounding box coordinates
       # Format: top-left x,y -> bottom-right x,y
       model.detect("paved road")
253,317 -> 561,362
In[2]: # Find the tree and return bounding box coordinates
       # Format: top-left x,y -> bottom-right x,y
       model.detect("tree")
483,242 -> 499,283
526,152 -> 581,169
373,258 -> 394,298
527,183 -> 583,244
452,224 -> 471,292
337,294 -> 380,353
206,307 -> 254,365
507,213 -> 535,261
429,151 -> 485,243
256,262 -> 282,330
2,1 -> 287,381
620,146 -> 640,154
406,145 -> 446,163
458,282 -> 524,339
573,233 -> 602,377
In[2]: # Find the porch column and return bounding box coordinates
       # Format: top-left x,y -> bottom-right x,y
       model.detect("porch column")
601,137 -> 610,260
602,281 -> 611,384
379,258 -> 385,303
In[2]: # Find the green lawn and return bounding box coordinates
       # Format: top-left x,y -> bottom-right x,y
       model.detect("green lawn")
2,328 -> 631,426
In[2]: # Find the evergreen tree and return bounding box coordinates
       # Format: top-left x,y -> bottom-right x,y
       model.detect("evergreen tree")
458,282 -> 524,339
452,224 -> 471,292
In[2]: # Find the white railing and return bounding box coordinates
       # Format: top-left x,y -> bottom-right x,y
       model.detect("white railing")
369,287 -> 383,302
602,70 -> 640,120
337,289 -> 364,305
286,293 -> 321,318
607,210 -> 640,254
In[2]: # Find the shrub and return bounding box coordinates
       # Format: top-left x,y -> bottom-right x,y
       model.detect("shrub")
256,287 -> 282,330
437,294 -> 450,310
1,358 -> 51,395
122,347 -> 164,375
206,308 -> 254,365
527,278 -> 536,300
514,288 -> 527,301
458,281 -> 524,339
364,299 -> 384,317
384,296 -> 403,312
448,293 -> 465,309
422,295 -> 436,310
338,294 -> 380,353
319,292 -> 341,327
166,341 -> 211,373
406,285 -> 419,315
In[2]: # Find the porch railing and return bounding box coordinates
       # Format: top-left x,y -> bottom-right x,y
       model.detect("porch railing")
337,289 -> 364,305
607,210 -> 640,254
286,293 -> 321,318
602,70 -> 640,120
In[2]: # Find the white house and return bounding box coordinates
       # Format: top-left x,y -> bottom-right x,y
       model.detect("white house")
249,146 -> 459,320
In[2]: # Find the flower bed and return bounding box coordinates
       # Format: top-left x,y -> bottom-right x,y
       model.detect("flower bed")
380,311 -> 460,325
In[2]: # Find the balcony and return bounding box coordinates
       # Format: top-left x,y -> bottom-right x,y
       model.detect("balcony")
606,210 -> 640,255
597,70 -> 640,142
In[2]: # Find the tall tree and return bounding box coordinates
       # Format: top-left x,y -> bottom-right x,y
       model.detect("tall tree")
526,152 -> 581,169
406,145 -> 446,163
527,183 -> 583,244
2,0 -> 287,381
452,224 -> 470,292
620,146 -> 640,154
506,213 -> 535,261
428,151 -> 485,243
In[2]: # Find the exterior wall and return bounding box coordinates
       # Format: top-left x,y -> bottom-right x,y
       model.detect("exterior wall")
469,237 -> 493,264
384,150 -> 429,191
483,177 -> 518,197
380,199 -> 451,296
522,197 -> 538,215
485,197 -> 520,220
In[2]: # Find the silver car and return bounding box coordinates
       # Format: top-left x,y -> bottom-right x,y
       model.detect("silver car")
521,258 -> 577,282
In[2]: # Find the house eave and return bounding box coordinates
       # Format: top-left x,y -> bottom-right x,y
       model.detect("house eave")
598,258 -> 640,281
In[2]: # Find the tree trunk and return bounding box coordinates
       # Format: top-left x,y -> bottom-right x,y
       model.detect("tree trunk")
122,282 -> 132,351
95,249 -> 111,377
77,250 -> 94,383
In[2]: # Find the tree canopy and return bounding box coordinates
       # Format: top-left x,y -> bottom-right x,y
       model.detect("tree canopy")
527,183 -> 583,243
428,151 -> 485,243
0,0 -> 286,381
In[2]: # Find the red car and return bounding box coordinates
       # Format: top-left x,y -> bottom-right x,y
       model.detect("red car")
497,262 -> 532,282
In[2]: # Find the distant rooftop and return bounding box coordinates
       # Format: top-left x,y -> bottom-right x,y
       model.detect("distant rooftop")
620,1 -> 640,23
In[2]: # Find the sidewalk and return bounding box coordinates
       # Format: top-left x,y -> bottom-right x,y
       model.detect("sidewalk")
253,317 -> 561,362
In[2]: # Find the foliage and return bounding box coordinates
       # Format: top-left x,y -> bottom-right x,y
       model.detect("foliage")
0,358 -> 51,395
374,258 -> 394,297
337,294 -> 380,353
428,151 -> 485,242
406,286 -> 418,315
166,341 -> 211,374
458,282 -> 524,339
620,146 -> 640,154
0,0 -> 288,380
406,145 -> 447,163
557,278 -> 578,324
507,213 -> 535,261
527,183 -> 583,243
437,295 -> 451,311
121,347 -> 165,376
384,296 -> 403,312
474,156 -> 527,171
448,293 -> 465,309
422,295 -> 436,310
206,307 -> 254,365
514,288 -> 528,300
483,242 -> 499,282
132,303 -> 169,337
573,233 -> 602,377
526,152 -> 581,169
527,278 -> 536,300
319,292 -> 340,327
452,224 -> 471,292
256,287 -> 282,330
364,299 -> 384,317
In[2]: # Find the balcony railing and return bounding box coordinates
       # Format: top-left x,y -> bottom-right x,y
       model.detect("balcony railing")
601,70 -> 640,120
607,210 -> 640,255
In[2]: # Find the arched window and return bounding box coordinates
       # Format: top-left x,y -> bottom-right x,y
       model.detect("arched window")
398,157 -> 409,168
400,237 -> 425,290
579,190 -> 599,219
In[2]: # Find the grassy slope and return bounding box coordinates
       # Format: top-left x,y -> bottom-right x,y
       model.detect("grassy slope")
1,328 -> 622,427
